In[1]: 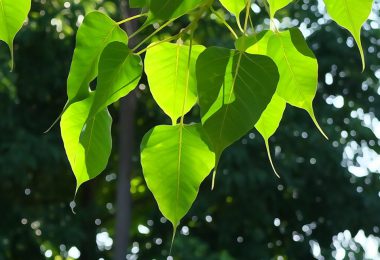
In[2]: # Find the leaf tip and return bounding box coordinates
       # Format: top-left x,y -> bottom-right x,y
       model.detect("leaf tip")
169,224 -> 178,256
211,169 -> 217,190
265,139 -> 280,178
308,107 -> 329,140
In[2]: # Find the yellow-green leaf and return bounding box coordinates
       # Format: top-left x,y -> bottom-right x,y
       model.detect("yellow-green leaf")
145,42 -> 205,124
141,124 -> 215,229
67,11 -> 128,102
323,0 -> 373,70
0,0 -> 31,69
88,42 -> 142,120
267,0 -> 293,18
61,96 -> 112,191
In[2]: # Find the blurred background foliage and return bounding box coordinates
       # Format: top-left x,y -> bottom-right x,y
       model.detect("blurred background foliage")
0,0 -> 380,259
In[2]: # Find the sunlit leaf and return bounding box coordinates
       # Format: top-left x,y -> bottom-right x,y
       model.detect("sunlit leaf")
255,94 -> 286,176
196,46 -> 279,184
141,124 -> 215,228
267,0 -> 293,18
219,0 -> 246,30
323,0 -> 373,69
61,96 -> 112,191
145,42 -> 205,124
87,42 -> 142,120
0,0 -> 31,69
247,29 -> 327,139
67,11 -> 128,102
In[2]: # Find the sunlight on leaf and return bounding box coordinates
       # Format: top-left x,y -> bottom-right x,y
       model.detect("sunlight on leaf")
141,124 -> 215,229
0,0 -> 31,69
61,96 -> 112,192
145,42 -> 205,124
67,11 -> 127,102
323,0 -> 373,70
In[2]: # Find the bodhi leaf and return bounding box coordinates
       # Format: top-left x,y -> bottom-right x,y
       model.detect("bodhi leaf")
145,42 -> 205,124
61,96 -> 112,191
87,42 -> 142,120
141,124 -> 215,229
267,0 -> 293,18
219,0 -> 246,30
254,94 -> 286,177
323,0 -> 373,70
67,11 -> 128,103
0,0 -> 31,69
240,33 -> 286,176
147,0 -> 205,22
196,47 -> 279,186
247,28 -> 327,139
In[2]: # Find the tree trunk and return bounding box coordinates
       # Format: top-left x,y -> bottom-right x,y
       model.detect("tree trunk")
114,1 -> 139,259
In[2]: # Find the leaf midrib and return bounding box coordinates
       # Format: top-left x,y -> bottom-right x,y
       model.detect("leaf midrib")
276,32 -> 308,105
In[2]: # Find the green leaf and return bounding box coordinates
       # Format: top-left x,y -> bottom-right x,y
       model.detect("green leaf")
148,0 -> 205,22
267,0 -> 293,18
196,46 -> 279,174
67,11 -> 128,102
255,94 -> 286,141
0,0 -> 31,69
254,94 -> 286,176
61,96 -> 112,191
219,0 -> 246,29
247,29 -> 327,139
145,42 -> 205,124
130,0 -> 149,8
323,0 -> 373,70
87,42 -> 142,120
141,124 -> 215,228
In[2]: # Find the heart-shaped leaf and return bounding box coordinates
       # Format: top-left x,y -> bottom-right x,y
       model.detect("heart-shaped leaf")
87,42 -> 142,120
0,0 -> 31,69
145,42 -> 205,124
67,11 -> 128,102
61,96 -> 112,191
141,124 -> 215,229
219,0 -> 246,30
323,0 -> 373,70
247,29 -> 327,139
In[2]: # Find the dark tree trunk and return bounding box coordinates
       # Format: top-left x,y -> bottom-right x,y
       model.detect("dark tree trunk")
114,1 -> 139,260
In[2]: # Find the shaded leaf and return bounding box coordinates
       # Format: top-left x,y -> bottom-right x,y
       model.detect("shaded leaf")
147,0 -> 205,22
61,96 -> 112,191
67,11 -> 128,102
145,42 -> 205,124
141,124 -> 215,228
323,0 -> 373,69
196,46 -> 279,169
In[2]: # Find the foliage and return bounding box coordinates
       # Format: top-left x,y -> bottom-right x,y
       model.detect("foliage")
2,0 -> 374,236
0,0 -> 380,256
56,0 -> 376,233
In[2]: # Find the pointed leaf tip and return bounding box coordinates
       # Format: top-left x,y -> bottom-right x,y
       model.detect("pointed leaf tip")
323,0 -> 373,73
265,140 -> 280,178
308,109 -> 329,140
